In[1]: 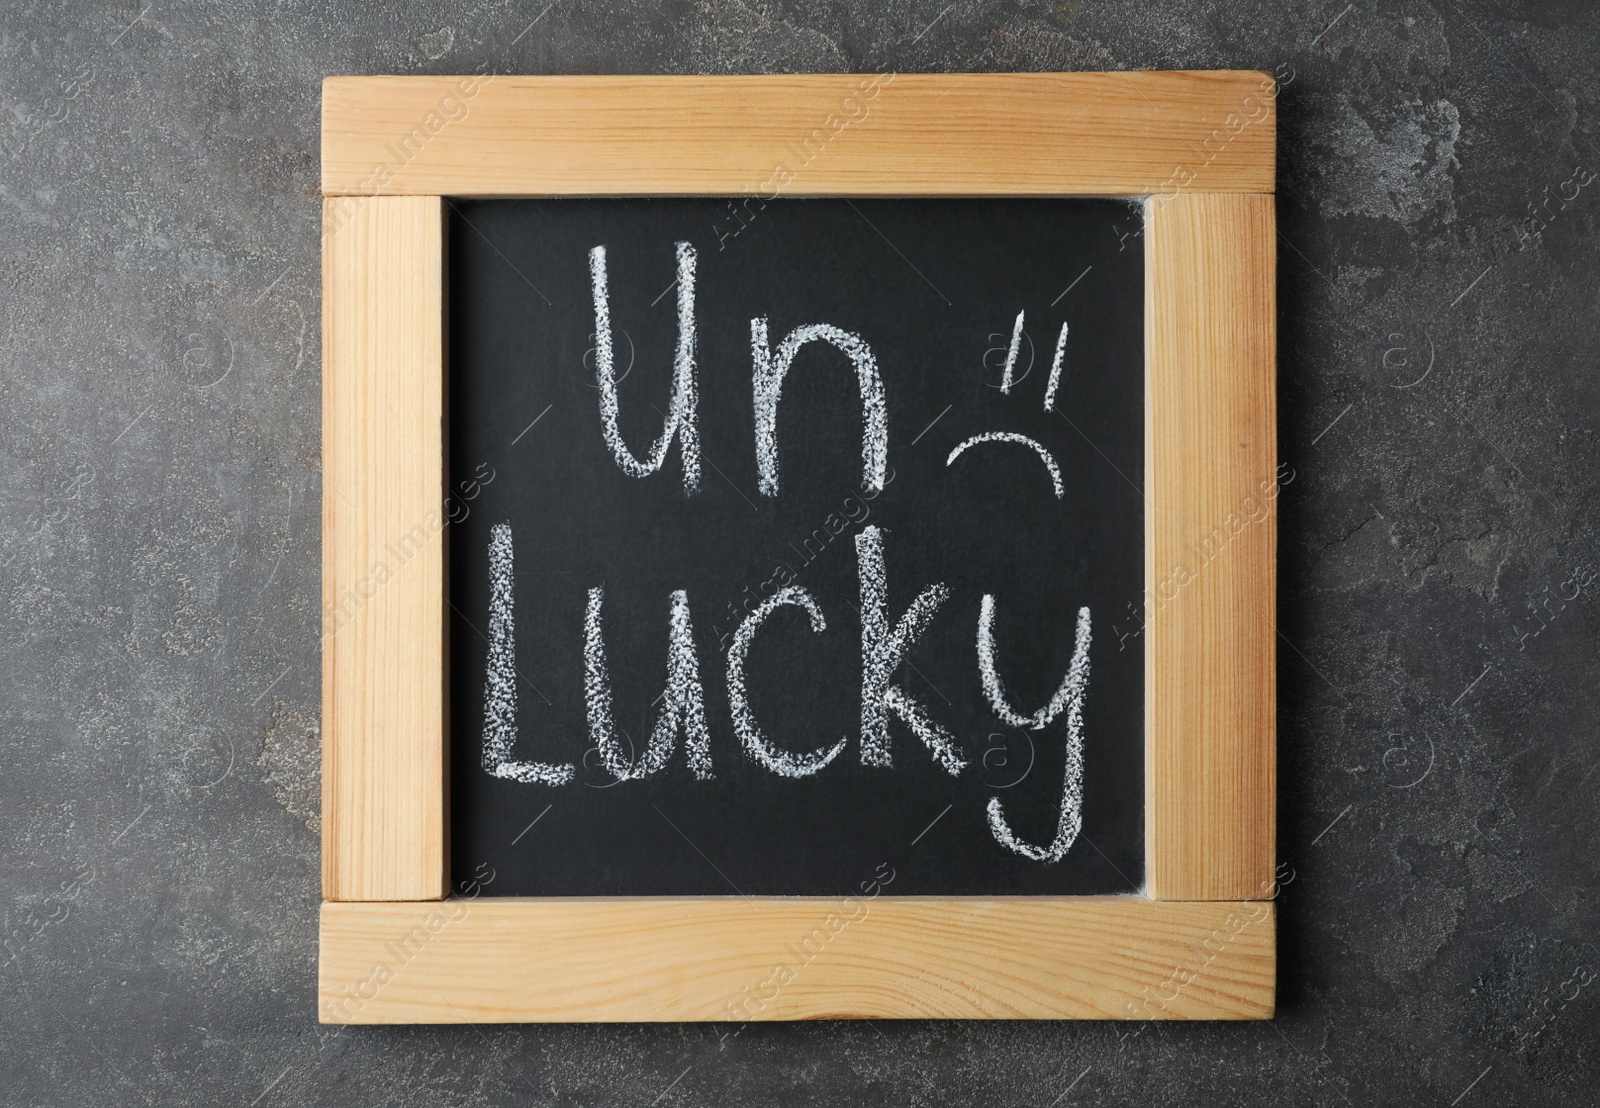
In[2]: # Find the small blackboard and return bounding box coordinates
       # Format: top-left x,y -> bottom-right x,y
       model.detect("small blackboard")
447,196 -> 1144,897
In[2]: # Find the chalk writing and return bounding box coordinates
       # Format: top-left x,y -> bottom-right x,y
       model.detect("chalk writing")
751,320 -> 888,498
947,432 -> 1065,500
469,225 -> 1125,871
589,242 -> 702,492
727,587 -> 844,778
985,606 -> 1092,862
482,523 -> 574,786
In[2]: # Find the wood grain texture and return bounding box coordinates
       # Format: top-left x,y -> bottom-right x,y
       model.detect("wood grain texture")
322,195 -> 448,901
319,897 -> 1274,1022
321,72 -> 1277,197
1145,193 -> 1277,900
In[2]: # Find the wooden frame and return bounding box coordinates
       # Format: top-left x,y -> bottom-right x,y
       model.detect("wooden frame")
320,72 -> 1277,1022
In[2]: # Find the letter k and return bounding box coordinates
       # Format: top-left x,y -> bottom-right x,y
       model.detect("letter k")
855,526 -> 965,775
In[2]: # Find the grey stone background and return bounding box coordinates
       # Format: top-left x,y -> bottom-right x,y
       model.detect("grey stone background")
2,0 -> 1596,1104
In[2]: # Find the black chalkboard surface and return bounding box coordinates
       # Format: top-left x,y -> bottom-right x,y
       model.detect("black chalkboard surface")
447,197 -> 1143,897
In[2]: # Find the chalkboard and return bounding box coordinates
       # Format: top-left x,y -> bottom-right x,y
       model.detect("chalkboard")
447,196 -> 1144,897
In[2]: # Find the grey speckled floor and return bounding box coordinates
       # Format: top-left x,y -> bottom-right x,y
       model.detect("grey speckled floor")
2,2 -> 1598,1105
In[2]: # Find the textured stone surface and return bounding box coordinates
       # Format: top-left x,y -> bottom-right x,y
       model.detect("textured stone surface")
2,2 -> 1597,1104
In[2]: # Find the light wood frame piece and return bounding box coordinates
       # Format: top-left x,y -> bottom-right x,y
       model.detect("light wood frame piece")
320,71 -> 1277,1023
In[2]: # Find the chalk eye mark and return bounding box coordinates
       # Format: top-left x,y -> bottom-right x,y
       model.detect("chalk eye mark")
1043,321 -> 1068,411
982,311 -> 1071,411
946,432 -> 1064,500
983,310 -> 1034,390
